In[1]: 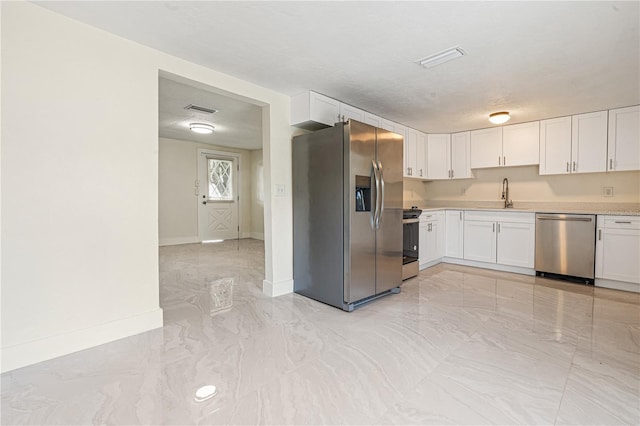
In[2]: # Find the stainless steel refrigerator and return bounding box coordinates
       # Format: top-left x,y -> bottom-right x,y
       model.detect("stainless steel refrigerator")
292,120 -> 403,311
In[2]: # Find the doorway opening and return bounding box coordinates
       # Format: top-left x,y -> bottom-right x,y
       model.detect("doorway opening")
157,71 -> 267,323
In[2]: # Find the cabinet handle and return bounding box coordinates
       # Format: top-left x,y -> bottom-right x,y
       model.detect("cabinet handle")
573,161 -> 576,172
614,221 -> 632,224
451,170 -> 454,178
609,159 -> 614,170
459,211 -> 462,220
498,156 -> 501,166
497,223 -> 501,233
492,223 -> 495,232
503,156 -> 506,166
598,229 -> 602,240
420,169 -> 423,177
566,162 -> 569,173
341,115 -> 345,122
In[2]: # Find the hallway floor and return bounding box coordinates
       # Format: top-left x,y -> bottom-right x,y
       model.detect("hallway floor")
2,239 -> 639,424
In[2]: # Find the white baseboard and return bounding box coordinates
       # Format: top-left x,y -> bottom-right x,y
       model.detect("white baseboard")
441,257 -> 536,276
159,236 -> 199,246
263,278 -> 293,297
595,278 -> 640,293
419,258 -> 442,270
250,232 -> 264,240
0,308 -> 163,373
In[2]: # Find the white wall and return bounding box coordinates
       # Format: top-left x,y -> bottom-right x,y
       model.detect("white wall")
158,137 -> 258,245
250,149 -> 265,240
422,167 -> 640,204
1,2 -> 293,372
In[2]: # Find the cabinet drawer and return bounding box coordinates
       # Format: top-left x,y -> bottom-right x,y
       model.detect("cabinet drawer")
420,211 -> 443,223
464,210 -> 535,224
602,216 -> 640,230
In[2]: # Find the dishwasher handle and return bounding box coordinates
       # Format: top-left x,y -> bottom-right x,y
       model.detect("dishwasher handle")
537,216 -> 593,222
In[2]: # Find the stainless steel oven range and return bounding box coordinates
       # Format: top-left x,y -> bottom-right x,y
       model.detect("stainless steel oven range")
403,208 -> 422,280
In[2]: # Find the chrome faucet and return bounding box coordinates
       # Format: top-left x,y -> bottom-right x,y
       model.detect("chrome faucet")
502,178 -> 513,208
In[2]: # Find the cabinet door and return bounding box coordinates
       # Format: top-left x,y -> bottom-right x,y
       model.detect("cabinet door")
451,131 -> 471,179
415,131 -> 428,178
419,222 -> 429,266
364,112 -> 381,127
291,91 -> 340,128
608,105 -> 640,172
596,228 -> 640,283
539,116 -> 572,175
463,220 -> 496,263
339,103 -> 365,123
571,111 -> 608,174
379,118 -> 395,132
435,214 -> 445,259
426,133 -> 451,179
309,92 -> 340,126
496,222 -> 535,268
445,210 -> 464,258
421,222 -> 439,265
470,128 -> 502,169
502,121 -> 540,167
405,128 -> 418,177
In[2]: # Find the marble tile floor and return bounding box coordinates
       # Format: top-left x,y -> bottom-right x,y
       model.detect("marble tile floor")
2,238 -> 639,425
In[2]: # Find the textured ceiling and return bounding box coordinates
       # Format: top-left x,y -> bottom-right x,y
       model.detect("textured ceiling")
159,77 -> 262,149
36,1 -> 640,134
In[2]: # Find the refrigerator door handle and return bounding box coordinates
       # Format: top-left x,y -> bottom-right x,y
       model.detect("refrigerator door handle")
377,160 -> 385,229
371,160 -> 380,229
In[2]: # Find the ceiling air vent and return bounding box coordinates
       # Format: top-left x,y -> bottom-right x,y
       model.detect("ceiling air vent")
184,104 -> 218,114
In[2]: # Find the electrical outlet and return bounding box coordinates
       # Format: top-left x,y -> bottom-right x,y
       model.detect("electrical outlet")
603,187 -> 614,197
275,184 -> 286,197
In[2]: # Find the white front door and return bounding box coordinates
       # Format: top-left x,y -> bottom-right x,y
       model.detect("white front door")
198,150 -> 239,241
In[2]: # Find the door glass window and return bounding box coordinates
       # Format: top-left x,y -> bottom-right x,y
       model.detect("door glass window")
207,158 -> 233,201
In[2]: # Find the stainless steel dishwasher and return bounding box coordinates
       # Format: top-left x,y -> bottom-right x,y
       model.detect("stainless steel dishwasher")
535,213 -> 596,284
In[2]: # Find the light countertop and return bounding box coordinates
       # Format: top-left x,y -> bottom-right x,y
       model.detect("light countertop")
407,202 -> 640,216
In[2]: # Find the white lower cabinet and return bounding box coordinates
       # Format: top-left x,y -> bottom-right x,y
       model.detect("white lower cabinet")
419,211 -> 444,267
496,222 -> 536,268
445,210 -> 464,258
463,220 -> 496,263
596,216 -> 640,289
463,211 -> 535,268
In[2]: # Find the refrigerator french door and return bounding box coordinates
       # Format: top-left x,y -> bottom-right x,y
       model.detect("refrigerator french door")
293,120 -> 403,311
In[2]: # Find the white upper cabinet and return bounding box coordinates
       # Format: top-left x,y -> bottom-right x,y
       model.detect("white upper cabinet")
406,128 -> 427,178
451,131 -> 472,179
571,111 -> 608,174
363,112 -> 381,127
471,123 -> 540,169
470,127 -> 502,168
539,116 -> 572,175
291,91 -> 340,130
428,132 -> 471,179
426,134 -> 451,179
416,131 -> 427,178
608,105 -> 640,172
339,103 -> 365,123
502,121 -> 540,167
405,129 -> 418,178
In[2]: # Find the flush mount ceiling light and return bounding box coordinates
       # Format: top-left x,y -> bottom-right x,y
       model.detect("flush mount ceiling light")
416,47 -> 465,69
489,112 -> 511,124
189,123 -> 214,134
